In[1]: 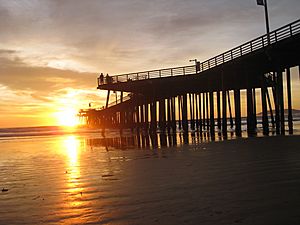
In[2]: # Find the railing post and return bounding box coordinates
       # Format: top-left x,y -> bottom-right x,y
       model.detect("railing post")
208,60 -> 210,69
290,25 -> 293,36
126,74 -> 129,81
148,71 -> 150,79
240,46 -> 242,56
183,67 -> 185,75
230,51 -> 233,60
137,73 -> 139,80
250,42 -> 253,51
215,57 -> 217,66
222,54 -> 224,63
159,70 -> 161,77
275,31 -> 277,42
171,69 -> 173,76
262,36 -> 265,47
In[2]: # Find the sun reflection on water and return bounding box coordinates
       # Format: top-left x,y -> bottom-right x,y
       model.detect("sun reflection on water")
63,136 -> 83,207
53,135 -> 100,224
64,136 -> 79,166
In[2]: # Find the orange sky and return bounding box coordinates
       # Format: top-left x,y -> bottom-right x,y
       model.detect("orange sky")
0,0 -> 299,128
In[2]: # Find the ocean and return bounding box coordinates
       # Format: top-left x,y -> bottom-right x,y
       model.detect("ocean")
1,117 -> 300,146
1,122 -> 300,224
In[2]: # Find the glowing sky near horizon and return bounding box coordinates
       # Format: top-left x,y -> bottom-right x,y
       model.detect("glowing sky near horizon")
0,0 -> 299,127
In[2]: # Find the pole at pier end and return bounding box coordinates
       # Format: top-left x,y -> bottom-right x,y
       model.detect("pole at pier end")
189,59 -> 200,73
257,0 -> 270,44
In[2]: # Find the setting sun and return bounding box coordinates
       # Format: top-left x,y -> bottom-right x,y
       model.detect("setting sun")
55,108 -> 80,127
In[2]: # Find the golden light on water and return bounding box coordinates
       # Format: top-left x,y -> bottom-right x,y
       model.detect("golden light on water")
63,136 -> 82,199
64,136 -> 80,165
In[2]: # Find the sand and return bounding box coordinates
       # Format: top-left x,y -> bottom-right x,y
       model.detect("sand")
0,134 -> 300,225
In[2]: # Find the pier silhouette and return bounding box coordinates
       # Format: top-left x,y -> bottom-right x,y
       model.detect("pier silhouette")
79,19 -> 300,137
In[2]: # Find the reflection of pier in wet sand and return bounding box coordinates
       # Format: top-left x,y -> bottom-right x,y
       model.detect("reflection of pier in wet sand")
86,128 -> 277,150
80,20 -> 300,138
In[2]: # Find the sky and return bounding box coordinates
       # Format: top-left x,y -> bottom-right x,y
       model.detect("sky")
0,0 -> 299,128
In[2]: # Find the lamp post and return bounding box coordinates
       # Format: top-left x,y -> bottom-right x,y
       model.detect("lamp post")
189,59 -> 200,73
257,0 -> 270,44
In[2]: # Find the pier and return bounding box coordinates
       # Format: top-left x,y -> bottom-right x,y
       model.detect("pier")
79,19 -> 300,137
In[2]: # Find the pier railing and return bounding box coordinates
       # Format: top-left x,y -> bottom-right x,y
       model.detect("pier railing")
106,94 -> 131,108
98,19 -> 300,86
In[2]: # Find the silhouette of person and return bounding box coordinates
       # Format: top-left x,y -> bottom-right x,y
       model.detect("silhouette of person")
106,74 -> 110,84
99,73 -> 104,84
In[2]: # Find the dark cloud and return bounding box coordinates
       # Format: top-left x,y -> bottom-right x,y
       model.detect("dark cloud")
0,49 -> 16,55
0,54 -> 97,93
30,94 -> 52,103
0,0 -> 299,73
0,0 -> 299,75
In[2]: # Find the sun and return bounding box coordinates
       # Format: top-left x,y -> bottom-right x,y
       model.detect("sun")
55,108 -> 80,127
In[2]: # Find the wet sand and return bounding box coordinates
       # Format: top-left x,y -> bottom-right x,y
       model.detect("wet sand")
0,135 -> 300,224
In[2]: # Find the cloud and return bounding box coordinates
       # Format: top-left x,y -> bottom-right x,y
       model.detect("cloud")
0,51 -> 104,124
0,0 -> 299,127
0,51 -> 97,92
1,0 -> 299,74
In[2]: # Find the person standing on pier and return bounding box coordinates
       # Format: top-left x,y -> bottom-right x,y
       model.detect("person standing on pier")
99,73 -> 104,85
106,73 -> 113,84
105,73 -> 110,84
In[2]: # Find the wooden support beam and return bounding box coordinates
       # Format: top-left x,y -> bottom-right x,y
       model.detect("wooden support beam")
189,94 -> 195,130
217,91 -> 221,131
222,90 -> 227,136
252,88 -> 257,129
198,93 -> 202,133
266,88 -> 275,128
261,75 -> 269,135
160,133 -> 167,147
273,72 -> 280,134
135,105 -> 140,132
167,98 -> 171,133
171,97 -> 176,132
182,94 -> 188,132
234,89 -> 241,136
195,94 -> 199,129
150,100 -> 157,133
150,133 -> 158,149
286,68 -> 293,134
209,91 -> 215,136
140,103 -> 145,130
178,96 -> 182,130
206,92 -> 210,130
105,90 -> 110,108
278,71 -> 285,134
145,103 -> 149,131
247,87 -> 255,135
227,91 -> 234,129
159,99 -> 166,133
202,93 -> 206,129
120,111 -> 124,131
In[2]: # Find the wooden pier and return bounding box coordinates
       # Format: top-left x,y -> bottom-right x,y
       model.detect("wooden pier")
79,19 -> 300,137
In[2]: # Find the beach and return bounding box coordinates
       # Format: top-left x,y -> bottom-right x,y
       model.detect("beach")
1,133 -> 300,225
